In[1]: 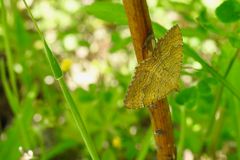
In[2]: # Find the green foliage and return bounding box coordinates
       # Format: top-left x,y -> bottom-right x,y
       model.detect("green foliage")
0,0 -> 240,160
83,2 -> 128,25
216,0 -> 240,23
176,87 -> 197,106
229,36 -> 240,48
110,32 -> 131,53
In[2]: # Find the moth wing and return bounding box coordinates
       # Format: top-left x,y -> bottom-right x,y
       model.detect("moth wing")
142,44 -> 182,105
124,58 -> 156,109
155,25 -> 182,59
125,25 -> 183,108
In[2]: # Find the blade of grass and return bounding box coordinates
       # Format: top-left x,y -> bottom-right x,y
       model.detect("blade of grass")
0,120 -> 21,160
177,107 -> 186,160
58,78 -> 100,160
1,0 -> 18,99
234,98 -> 240,159
22,1 -> 100,159
10,0 -> 32,90
43,140 -> 78,160
0,61 -> 19,114
1,2 -> 33,149
199,49 -> 240,157
201,49 -> 240,151
183,44 -> 240,100
0,60 -> 30,149
136,128 -> 153,160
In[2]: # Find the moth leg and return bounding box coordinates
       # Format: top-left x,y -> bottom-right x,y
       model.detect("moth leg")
143,33 -> 156,58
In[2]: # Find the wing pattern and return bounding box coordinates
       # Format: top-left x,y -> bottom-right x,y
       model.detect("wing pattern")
124,25 -> 183,109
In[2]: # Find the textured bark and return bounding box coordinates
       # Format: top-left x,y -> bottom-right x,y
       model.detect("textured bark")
122,0 -> 176,159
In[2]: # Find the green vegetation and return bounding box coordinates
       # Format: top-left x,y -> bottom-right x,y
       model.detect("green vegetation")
0,0 -> 240,160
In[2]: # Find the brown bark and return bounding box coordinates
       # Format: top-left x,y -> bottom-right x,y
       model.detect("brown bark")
122,0 -> 176,159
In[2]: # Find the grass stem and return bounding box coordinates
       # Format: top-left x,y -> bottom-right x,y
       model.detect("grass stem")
137,128 -> 153,160
22,1 -> 100,159
234,99 -> 240,159
1,0 -> 19,100
58,79 -> 100,160
201,49 -> 240,155
177,107 -> 186,160
0,61 -> 30,148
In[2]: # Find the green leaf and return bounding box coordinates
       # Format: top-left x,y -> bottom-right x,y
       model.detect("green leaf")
110,32 -> 131,53
0,121 -> 21,160
77,88 -> 95,102
215,0 -> 240,23
229,36 -> 240,48
176,87 -> 197,106
181,27 -> 207,39
197,80 -> 212,95
197,9 -> 221,34
0,61 -> 19,114
44,40 -> 63,80
152,22 -> 167,37
44,140 -> 78,160
102,149 -> 116,160
83,2 -> 128,25
79,40 -> 90,47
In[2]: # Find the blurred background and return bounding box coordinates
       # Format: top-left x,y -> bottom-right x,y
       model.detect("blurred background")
0,0 -> 240,159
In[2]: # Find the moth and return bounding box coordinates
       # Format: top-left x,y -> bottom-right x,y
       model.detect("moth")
124,25 -> 183,109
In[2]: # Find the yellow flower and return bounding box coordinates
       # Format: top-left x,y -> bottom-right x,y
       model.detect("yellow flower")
60,58 -> 72,72
112,136 -> 121,149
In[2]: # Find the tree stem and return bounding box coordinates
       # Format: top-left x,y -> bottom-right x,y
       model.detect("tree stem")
122,1 -> 176,159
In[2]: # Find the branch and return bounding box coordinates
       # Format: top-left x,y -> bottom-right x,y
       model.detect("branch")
122,0 -> 176,159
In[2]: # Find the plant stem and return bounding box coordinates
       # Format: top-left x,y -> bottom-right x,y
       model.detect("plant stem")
137,128 -> 153,160
22,0 -> 44,41
0,61 -> 19,114
0,61 -> 30,148
213,48 -> 239,123
234,98 -> 240,159
149,101 -> 176,159
22,1 -> 100,159
1,0 -> 19,100
209,106 -> 225,156
177,107 -> 186,160
122,0 -> 176,159
58,79 -> 100,160
201,49 -> 240,155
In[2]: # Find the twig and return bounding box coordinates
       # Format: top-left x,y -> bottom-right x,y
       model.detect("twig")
122,0 -> 176,159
